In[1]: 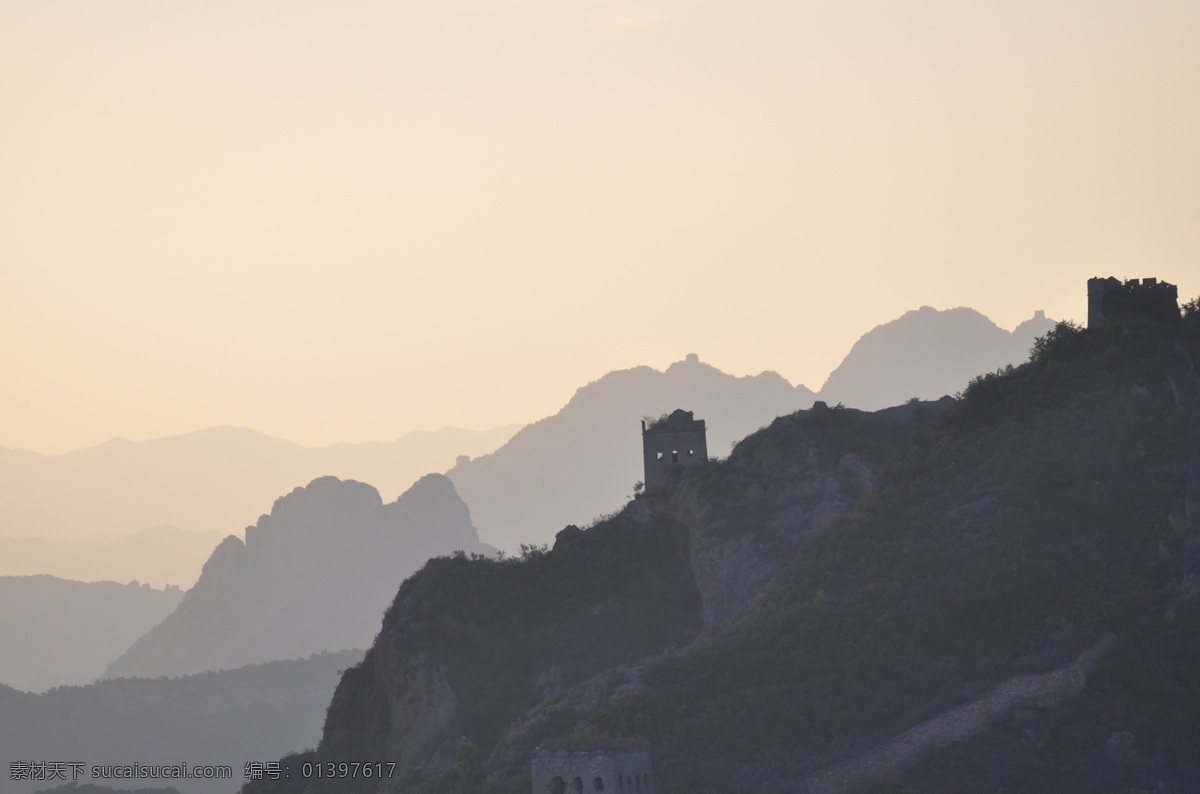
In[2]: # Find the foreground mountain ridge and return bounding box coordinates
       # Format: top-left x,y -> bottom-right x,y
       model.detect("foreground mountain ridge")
246,308 -> 1200,794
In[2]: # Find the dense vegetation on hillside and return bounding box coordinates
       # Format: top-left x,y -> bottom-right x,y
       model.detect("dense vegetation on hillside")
247,309 -> 1200,794
562,320 -> 1197,792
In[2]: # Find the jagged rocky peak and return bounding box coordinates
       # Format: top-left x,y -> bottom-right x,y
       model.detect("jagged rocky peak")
101,472 -> 489,680
388,473 -> 474,527
248,476 -> 383,544
188,534 -> 247,597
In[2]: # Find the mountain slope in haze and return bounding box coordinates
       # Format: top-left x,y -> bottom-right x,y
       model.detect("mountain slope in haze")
0,575 -> 184,692
818,307 -> 1056,410
0,425 -> 519,541
0,526 -> 223,589
247,313 -> 1200,794
447,354 -> 814,550
1,649 -> 361,794
103,474 -> 490,679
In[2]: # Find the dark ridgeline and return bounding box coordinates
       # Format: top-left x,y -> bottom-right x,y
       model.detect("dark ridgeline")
244,281 -> 1200,794
102,473 -> 490,680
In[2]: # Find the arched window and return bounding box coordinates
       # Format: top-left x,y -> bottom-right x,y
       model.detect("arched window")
593,776 -> 605,791
571,777 -> 584,793
550,776 -> 566,794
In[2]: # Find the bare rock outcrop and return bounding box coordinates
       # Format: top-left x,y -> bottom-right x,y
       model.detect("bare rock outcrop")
672,406 -> 913,624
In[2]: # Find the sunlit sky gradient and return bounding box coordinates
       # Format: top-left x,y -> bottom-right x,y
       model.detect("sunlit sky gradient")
3,1 -> 1198,454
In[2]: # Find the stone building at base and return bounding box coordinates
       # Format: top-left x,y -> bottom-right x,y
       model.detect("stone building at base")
531,740 -> 655,794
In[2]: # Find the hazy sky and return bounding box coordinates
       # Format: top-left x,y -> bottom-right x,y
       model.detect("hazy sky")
3,0 -> 1198,454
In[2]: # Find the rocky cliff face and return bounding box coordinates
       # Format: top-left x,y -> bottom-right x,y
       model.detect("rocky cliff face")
672,402 -> 920,624
104,474 -> 489,679
244,498 -> 705,794
246,319 -> 1200,794
243,400 -> 943,794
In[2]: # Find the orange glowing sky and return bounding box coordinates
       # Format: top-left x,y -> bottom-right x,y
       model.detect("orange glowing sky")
3,0 -> 1198,454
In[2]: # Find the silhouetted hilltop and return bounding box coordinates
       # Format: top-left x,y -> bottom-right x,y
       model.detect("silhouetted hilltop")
102,474 -> 489,679
0,424 -> 518,544
2,650 -> 360,794
447,354 -> 814,550
246,309 -> 1200,794
0,575 -> 183,692
818,306 -> 1056,409
0,526 -> 223,590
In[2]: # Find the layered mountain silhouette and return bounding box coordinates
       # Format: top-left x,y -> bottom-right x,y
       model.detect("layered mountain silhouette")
0,526 -> 223,589
447,310 -> 1055,551
818,307 -> 1056,409
102,474 -> 490,679
2,650 -> 361,794
246,312 -> 1200,794
1,307 -> 1050,569
0,575 -> 184,692
446,354 -> 815,550
0,425 -> 518,542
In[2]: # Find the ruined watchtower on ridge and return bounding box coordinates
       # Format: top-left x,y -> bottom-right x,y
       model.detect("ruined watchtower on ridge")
1087,277 -> 1180,327
641,409 -> 707,495
531,740 -> 655,794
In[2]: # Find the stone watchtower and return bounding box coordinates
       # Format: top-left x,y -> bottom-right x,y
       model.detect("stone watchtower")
531,740 -> 655,793
1087,276 -> 1180,327
641,409 -> 707,495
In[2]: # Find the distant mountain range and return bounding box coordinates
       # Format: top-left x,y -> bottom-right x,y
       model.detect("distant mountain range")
0,575 -> 184,692
447,354 -> 814,550
0,306 -> 1055,568
1,649 -> 362,794
0,425 -> 519,541
102,474 -> 490,679
448,309 -> 1054,550
818,307 -> 1055,409
0,526 -> 223,589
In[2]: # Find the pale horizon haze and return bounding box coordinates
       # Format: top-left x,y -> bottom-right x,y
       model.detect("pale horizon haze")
3,1 -> 1198,455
